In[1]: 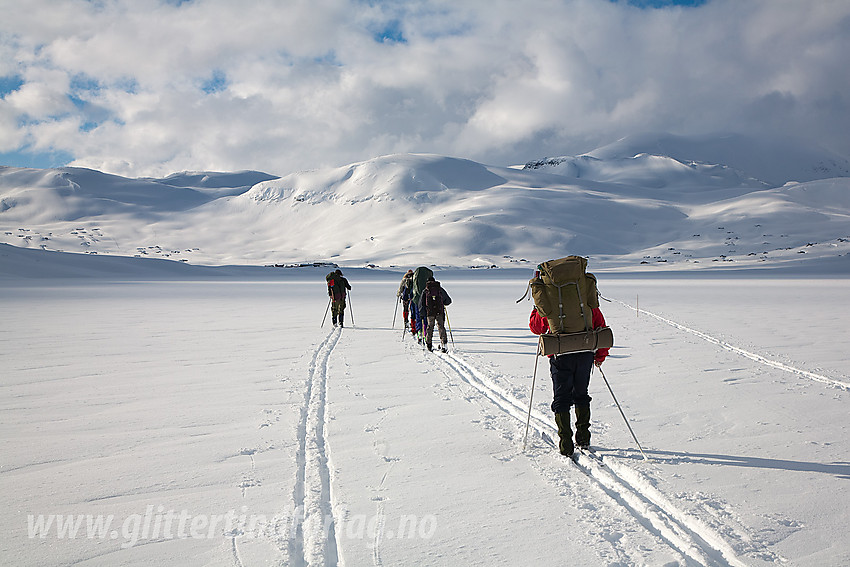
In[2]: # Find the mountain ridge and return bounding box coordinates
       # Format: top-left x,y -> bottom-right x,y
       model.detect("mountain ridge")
2,133 -> 849,272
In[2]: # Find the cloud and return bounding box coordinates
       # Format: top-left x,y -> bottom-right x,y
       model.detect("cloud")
1,0 -> 849,177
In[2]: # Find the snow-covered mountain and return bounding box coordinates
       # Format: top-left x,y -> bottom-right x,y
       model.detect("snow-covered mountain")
1,133 -> 849,272
575,132 -> 850,186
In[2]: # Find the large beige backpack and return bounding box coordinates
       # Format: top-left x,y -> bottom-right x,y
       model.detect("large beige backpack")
530,256 -> 599,333
529,256 -> 612,355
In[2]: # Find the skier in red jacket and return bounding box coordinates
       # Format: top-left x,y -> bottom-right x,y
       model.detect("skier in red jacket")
529,305 -> 609,456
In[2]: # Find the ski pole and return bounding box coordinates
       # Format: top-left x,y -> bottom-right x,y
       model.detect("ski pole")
596,365 -> 649,461
402,301 -> 408,339
392,295 -> 400,328
443,307 -> 454,347
321,297 -> 331,328
522,340 -> 542,452
347,292 -> 355,326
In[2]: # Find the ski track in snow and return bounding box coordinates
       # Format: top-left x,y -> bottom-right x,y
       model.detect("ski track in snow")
293,301 -> 832,566
231,536 -> 245,567
429,348 -> 752,567
230,446 -> 259,567
364,408 -> 395,567
615,299 -> 850,391
292,327 -> 342,567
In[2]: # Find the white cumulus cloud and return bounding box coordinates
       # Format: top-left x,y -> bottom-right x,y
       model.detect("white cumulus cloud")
1,0 -> 849,177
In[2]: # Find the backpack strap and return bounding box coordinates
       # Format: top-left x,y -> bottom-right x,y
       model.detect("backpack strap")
553,280 -> 592,333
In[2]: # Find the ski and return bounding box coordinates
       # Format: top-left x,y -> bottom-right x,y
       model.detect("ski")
575,446 -> 618,470
540,430 -> 602,463
540,430 -> 557,449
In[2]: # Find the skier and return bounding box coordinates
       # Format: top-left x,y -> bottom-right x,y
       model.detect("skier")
397,269 -> 415,331
529,303 -> 608,456
418,276 -> 452,352
410,266 -> 433,343
326,269 -> 351,327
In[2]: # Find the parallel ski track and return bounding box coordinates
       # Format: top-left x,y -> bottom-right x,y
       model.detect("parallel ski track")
434,350 -> 749,567
618,299 -> 850,391
292,327 -> 342,567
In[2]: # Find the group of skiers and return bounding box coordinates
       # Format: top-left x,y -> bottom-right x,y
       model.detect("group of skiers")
324,265 -> 452,352
325,256 -> 611,458
396,267 -> 452,353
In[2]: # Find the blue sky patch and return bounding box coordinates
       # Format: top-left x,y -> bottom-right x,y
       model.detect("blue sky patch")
0,148 -> 75,169
373,21 -> 406,44
0,75 -> 25,98
68,94 -> 89,111
201,70 -> 228,94
66,92 -> 112,133
70,73 -> 102,94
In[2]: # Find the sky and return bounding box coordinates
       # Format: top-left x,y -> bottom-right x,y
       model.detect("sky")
1,0 -> 849,178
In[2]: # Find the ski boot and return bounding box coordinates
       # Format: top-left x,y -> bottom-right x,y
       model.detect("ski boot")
575,406 -> 591,450
554,412 -> 574,457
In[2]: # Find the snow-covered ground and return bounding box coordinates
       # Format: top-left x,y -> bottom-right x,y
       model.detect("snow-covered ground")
2,265 -> 848,566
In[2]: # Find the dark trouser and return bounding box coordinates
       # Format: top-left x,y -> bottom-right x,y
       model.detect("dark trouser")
549,351 -> 594,414
331,300 -> 346,324
426,312 -> 447,348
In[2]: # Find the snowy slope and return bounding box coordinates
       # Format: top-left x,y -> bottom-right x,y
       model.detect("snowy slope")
144,170 -> 280,199
577,132 -> 850,186
1,133 -> 849,271
0,166 -> 277,222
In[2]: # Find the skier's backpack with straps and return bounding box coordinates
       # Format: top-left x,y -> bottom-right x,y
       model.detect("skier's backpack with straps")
529,256 -> 613,356
423,279 -> 451,316
326,271 -> 345,301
